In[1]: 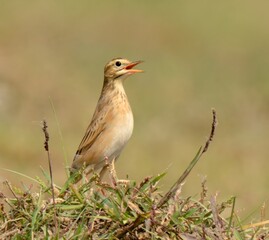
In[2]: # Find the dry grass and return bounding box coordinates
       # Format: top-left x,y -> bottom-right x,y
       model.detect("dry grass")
1,162 -> 268,239
1,110 -> 269,239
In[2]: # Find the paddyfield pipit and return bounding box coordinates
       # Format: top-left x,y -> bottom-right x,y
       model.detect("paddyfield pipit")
70,58 -> 143,179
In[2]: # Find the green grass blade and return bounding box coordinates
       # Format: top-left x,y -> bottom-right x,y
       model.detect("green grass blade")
49,97 -> 69,177
0,168 -> 40,184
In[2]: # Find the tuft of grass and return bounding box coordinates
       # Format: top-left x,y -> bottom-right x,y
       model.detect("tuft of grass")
1,169 -> 269,239
1,110 -> 269,239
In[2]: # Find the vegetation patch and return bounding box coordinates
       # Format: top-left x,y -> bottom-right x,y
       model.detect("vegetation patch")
1,110 -> 268,239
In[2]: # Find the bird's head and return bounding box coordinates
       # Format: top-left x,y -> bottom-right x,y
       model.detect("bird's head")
104,58 -> 143,81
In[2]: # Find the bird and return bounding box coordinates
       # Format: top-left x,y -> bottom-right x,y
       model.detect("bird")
70,57 -> 143,180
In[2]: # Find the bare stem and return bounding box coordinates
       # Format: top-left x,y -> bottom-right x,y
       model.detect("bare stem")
42,120 -> 58,230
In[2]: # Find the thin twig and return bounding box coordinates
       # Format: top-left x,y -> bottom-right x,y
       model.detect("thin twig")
199,176 -> 208,204
0,229 -> 20,239
115,214 -> 147,238
210,194 -> 226,240
4,181 -> 19,202
42,120 -> 58,230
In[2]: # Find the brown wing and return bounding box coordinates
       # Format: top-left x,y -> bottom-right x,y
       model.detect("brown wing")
74,110 -> 106,159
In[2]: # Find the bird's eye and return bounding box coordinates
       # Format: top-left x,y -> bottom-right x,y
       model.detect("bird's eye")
115,61 -> 121,67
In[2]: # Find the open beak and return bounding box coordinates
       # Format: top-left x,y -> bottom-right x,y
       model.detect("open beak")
125,60 -> 144,74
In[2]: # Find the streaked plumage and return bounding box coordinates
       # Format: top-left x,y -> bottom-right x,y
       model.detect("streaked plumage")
70,58 -> 143,179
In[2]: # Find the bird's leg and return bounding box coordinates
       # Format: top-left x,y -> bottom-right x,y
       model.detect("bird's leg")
84,166 -> 94,183
108,159 -> 117,187
111,157 -> 130,185
98,156 -> 110,181
99,166 -> 108,181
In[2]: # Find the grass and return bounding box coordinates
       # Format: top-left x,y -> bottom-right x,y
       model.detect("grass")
1,110 -> 269,239
0,173 -> 237,239
1,165 -> 268,239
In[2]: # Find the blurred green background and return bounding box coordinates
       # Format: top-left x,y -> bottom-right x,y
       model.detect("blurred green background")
1,1 -> 269,218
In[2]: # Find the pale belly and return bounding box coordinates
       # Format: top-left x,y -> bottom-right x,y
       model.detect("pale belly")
72,84 -> 135,172
102,111 -> 134,161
